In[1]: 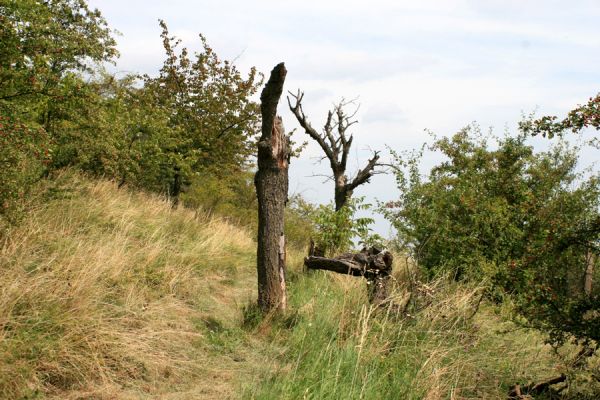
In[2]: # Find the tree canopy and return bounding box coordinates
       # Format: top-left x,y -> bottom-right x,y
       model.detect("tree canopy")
0,0 -> 117,112
383,126 -> 600,345
0,1 -> 264,222
520,93 -> 600,138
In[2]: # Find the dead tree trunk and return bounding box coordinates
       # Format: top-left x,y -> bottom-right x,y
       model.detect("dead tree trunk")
171,165 -> 181,208
255,63 -> 290,313
288,91 -> 380,211
584,249 -> 595,296
305,247 -> 393,304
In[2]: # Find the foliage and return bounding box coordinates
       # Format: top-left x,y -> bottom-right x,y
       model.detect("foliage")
46,20 -> 263,201
383,126 -> 600,346
0,0 -> 117,227
310,196 -> 383,255
46,70 -> 182,196
0,0 -> 117,117
140,20 -> 263,196
0,115 -> 50,227
183,177 -> 316,250
183,170 -> 257,225
284,195 -> 316,250
48,72 -> 132,173
520,93 -> 600,138
1,3 -> 263,212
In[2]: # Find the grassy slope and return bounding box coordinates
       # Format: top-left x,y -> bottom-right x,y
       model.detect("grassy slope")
0,171 -> 276,399
1,171 -> 585,399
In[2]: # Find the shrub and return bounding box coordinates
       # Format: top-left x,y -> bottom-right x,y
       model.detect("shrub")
311,197 -> 383,255
383,126 -> 600,347
0,116 -> 50,227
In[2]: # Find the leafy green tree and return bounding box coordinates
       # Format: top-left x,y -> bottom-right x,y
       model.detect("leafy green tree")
47,71 -> 128,173
142,20 -> 262,203
0,0 -> 115,226
46,70 -> 178,195
517,96 -> 600,346
384,129 -> 531,278
383,126 -> 600,346
0,0 -> 117,118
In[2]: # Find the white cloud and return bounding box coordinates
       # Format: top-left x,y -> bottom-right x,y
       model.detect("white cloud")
90,0 -> 600,235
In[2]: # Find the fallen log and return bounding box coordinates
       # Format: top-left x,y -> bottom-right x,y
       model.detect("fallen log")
304,247 -> 393,304
508,374 -> 566,399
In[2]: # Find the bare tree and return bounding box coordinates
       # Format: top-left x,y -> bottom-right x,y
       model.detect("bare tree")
288,91 -> 380,211
255,63 -> 289,312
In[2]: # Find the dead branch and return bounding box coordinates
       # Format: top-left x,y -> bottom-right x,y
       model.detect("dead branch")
508,374 -> 566,399
305,247 -> 393,304
287,90 -> 382,210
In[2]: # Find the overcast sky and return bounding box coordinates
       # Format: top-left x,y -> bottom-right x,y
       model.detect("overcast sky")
89,0 -> 600,237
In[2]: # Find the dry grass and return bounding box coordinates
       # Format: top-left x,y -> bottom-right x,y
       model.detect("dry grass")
1,170 -> 584,399
0,171 -> 264,399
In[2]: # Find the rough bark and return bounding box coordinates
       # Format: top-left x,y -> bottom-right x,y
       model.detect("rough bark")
584,250 -> 595,296
255,62 -> 289,312
305,247 -> 393,304
288,91 -> 380,211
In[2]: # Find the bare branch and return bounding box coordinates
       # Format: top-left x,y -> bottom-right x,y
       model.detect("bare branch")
324,109 -> 339,162
287,90 -> 335,163
306,173 -> 336,184
347,151 -> 381,192
340,134 -> 353,172
375,162 -> 402,173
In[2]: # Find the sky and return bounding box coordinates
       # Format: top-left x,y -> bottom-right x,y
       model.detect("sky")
89,0 -> 600,237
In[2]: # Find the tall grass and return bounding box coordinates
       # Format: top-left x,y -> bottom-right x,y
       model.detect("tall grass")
0,171 -> 261,399
246,270 -> 560,399
2,170 -> 587,399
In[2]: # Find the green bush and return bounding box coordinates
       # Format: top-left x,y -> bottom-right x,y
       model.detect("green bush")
309,197 -> 383,255
383,126 -> 600,346
0,116 -> 50,227
182,171 -> 257,226
182,173 -> 316,251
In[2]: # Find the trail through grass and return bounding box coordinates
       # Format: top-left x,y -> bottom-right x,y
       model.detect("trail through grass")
2,171 -> 591,399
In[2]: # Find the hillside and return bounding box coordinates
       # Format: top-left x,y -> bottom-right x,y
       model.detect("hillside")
0,171 -> 274,399
1,171 -> 595,399
2,1 -> 599,398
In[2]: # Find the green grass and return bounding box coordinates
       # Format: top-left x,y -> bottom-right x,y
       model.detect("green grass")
1,170 -> 596,399
244,272 -> 562,399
